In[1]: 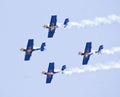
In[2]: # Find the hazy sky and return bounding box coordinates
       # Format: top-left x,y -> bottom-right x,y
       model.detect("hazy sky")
0,0 -> 120,97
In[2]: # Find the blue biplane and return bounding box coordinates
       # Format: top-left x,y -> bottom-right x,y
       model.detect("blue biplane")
42,62 -> 66,84
43,15 -> 58,38
20,39 -> 46,61
79,42 -> 103,65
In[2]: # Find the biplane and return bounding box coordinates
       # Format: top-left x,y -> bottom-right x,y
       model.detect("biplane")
42,62 -> 66,84
43,15 -> 58,38
78,42 -> 103,65
63,18 -> 69,28
20,39 -> 46,61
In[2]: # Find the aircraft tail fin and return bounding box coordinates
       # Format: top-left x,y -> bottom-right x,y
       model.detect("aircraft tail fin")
40,42 -> 46,51
96,45 -> 103,54
63,18 -> 69,28
61,65 -> 66,74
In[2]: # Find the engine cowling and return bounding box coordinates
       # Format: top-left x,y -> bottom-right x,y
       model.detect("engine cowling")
43,25 -> 48,28
42,70 -> 47,75
78,51 -> 83,55
20,48 -> 25,51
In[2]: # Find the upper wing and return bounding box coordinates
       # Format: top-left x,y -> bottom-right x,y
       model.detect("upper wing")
82,42 -> 92,65
48,15 -> 57,38
46,62 -> 55,83
24,39 -> 34,61
84,42 -> 92,54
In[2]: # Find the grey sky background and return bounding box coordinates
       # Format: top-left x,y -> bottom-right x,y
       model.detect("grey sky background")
0,0 -> 120,97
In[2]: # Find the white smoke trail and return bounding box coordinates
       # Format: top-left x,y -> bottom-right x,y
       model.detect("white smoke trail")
64,60 -> 120,75
57,14 -> 120,28
91,46 -> 120,55
101,47 -> 120,55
